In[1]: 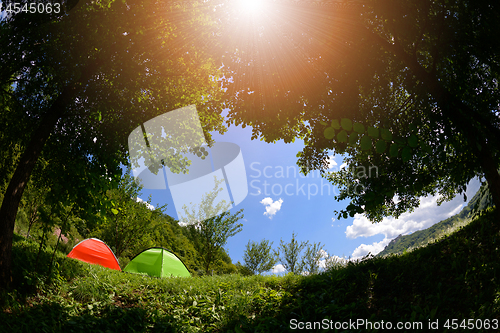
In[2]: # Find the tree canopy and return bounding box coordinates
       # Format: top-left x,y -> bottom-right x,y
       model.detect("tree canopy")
217,0 -> 500,221
243,239 -> 277,275
0,0 -> 228,289
180,177 -> 244,274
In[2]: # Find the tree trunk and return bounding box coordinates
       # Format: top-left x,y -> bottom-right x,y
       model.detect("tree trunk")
0,60 -> 100,290
48,207 -> 72,280
0,105 -> 65,290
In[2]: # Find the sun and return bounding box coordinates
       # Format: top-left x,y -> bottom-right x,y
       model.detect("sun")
236,0 -> 266,14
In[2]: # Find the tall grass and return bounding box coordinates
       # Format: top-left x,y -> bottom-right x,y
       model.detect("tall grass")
2,208 -> 500,332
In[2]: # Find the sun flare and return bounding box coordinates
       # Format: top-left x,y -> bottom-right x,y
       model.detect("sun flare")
236,0 -> 266,14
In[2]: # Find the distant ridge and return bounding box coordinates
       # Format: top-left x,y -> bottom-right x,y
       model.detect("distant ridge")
376,185 -> 492,257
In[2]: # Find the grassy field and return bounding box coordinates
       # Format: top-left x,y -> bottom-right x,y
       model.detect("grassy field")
1,208 -> 500,332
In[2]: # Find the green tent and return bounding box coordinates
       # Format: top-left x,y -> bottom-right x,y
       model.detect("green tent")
124,247 -> 191,278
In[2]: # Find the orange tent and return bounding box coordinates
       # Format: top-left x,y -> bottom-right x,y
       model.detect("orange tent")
67,238 -> 121,271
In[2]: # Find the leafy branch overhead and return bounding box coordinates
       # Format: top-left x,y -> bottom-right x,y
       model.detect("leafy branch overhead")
219,0 -> 500,223
320,118 -> 424,162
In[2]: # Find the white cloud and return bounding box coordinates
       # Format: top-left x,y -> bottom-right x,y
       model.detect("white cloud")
136,197 -> 155,210
346,195 -> 463,241
350,238 -> 392,260
346,178 -> 480,259
326,155 -> 337,169
260,197 -> 283,219
318,249 -> 328,259
318,253 -> 348,269
271,264 -> 285,274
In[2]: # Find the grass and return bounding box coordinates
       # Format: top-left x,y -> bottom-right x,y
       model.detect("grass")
1,208 -> 500,332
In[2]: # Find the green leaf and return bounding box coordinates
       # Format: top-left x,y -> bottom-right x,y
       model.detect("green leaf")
331,119 -> 341,129
365,192 -> 376,201
337,130 -> 348,143
422,143 -> 432,153
402,147 -> 412,162
319,120 -> 328,126
360,135 -> 372,150
324,127 -> 336,140
389,143 -> 399,157
367,127 -> 379,138
111,208 -> 119,215
408,134 -> 418,147
375,139 -> 386,153
394,138 -> 406,145
348,132 -> 359,145
341,118 -> 352,131
353,122 -> 365,134
413,182 -> 423,192
409,123 -> 417,132
380,128 -> 392,141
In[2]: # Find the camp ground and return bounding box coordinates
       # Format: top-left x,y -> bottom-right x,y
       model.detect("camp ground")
68,240 -> 190,278
67,238 -> 121,271
124,247 -> 191,278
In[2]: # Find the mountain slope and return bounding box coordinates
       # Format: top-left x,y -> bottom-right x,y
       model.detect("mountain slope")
377,185 -> 492,257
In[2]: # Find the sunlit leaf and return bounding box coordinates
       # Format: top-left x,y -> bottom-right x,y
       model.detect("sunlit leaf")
367,127 -> 379,138
402,147 -> 412,162
394,138 -> 406,145
375,139 -> 386,153
353,122 -> 365,134
360,135 -> 372,150
337,130 -> 348,143
408,134 -> 418,147
331,119 -> 341,129
111,208 -> 119,215
348,132 -> 359,145
389,143 -> 399,157
324,127 -> 336,140
341,118 -> 352,131
380,128 -> 392,141
319,120 -> 328,126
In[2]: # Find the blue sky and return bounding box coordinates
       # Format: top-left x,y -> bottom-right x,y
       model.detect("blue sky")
137,112 -> 481,274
